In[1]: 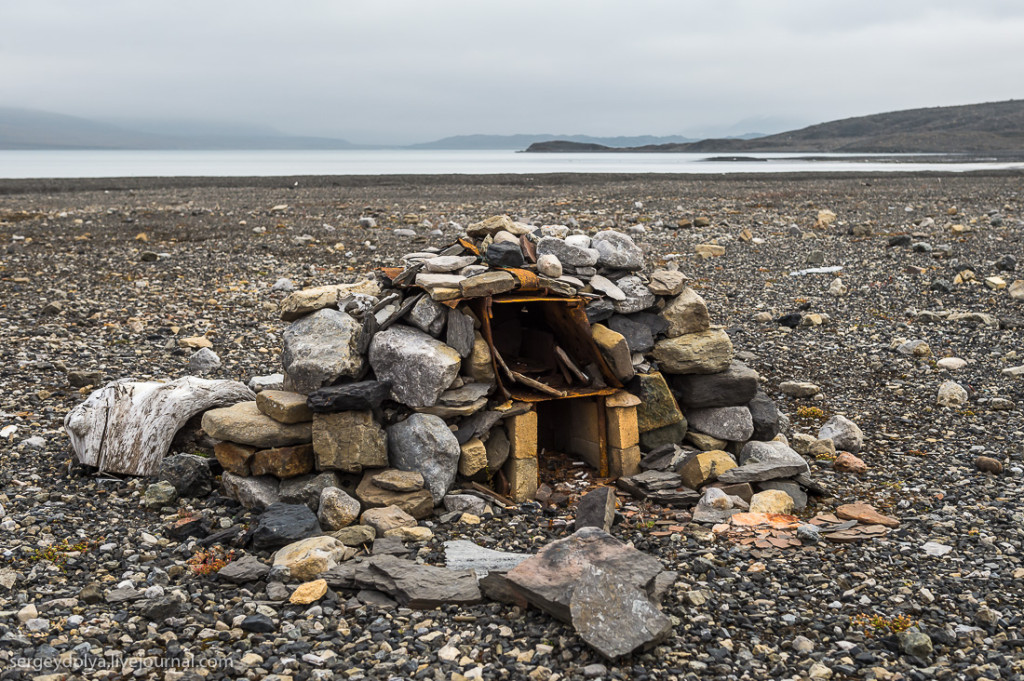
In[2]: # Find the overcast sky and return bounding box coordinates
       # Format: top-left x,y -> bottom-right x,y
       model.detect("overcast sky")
3,0 -> 1023,144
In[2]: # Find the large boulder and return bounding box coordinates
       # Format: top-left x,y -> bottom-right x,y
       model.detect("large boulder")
369,325 -> 461,408
202,401 -> 312,449
505,527 -> 670,623
355,471 -> 434,519
591,230 -> 643,270
652,329 -> 733,374
659,288 -> 710,337
279,472 -> 347,511
387,414 -> 461,503
671,361 -> 759,408
312,411 -> 387,473
738,440 -> 809,472
281,309 -> 365,394
634,372 -> 685,433
684,406 -> 754,442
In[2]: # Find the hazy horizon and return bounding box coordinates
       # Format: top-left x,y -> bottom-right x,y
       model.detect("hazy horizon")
3,1 -> 1023,145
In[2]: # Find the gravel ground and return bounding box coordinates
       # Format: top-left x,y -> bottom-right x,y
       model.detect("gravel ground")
1,171 -> 1023,681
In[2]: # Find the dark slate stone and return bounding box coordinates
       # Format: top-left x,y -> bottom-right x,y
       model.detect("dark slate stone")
887,235 -> 912,247
250,503 -> 321,551
216,554 -> 270,584
777,313 -> 802,328
995,254 -> 1017,271
240,614 -> 276,633
279,471 -> 349,511
165,516 -> 210,540
747,390 -> 782,441
361,555 -> 482,608
137,596 -> 181,621
454,410 -> 503,446
608,315 -> 654,354
158,454 -> 213,498
306,381 -> 391,412
626,312 -> 669,338
930,279 -> 952,293
485,241 -> 526,268
446,307 -> 475,359
670,361 -> 759,408
575,487 -> 617,532
715,462 -> 809,484
639,420 -> 687,451
585,298 -> 615,323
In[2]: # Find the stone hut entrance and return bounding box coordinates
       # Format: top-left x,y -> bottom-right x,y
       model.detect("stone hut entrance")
468,294 -> 641,496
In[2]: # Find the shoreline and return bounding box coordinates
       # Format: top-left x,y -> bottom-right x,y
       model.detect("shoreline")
3,167 -> 1024,195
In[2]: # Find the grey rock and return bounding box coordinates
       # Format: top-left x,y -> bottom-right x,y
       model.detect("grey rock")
738,440 -> 809,472
240,614 -> 276,633
796,524 -> 821,543
818,415 -> 864,453
575,487 -> 617,532
137,595 -> 181,621
537,254 -> 562,278
279,472 -> 346,511
408,295 -> 447,337
387,413 -> 461,503
221,472 -> 280,510
330,525 -> 376,546
639,420 -> 688,451
282,308 -> 365,394
358,555 -> 482,608
585,298 -> 615,323
685,406 -> 754,441
369,325 -> 461,408
142,481 -> 178,510
716,461 -> 810,484
671,362 -> 759,408
612,275 -> 656,314
318,487 -> 362,530
485,427 -> 510,470
216,555 -> 270,584
899,630 -> 933,660
536,236 -> 600,267
271,278 -> 295,292
505,527 -> 668,623
187,347 -> 221,374
158,454 -> 213,498
424,254 -> 476,272
251,503 -> 321,551
747,391 -> 782,441
608,315 -> 654,353
446,308 -> 476,358
443,494 -> 487,515
570,563 -> 673,659
591,230 -> 643,270
589,274 -> 626,301
444,540 -> 531,575
248,373 -> 285,393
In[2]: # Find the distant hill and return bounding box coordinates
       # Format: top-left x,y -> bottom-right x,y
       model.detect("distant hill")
407,133 -> 700,150
0,108 -> 357,150
526,100 -> 1024,154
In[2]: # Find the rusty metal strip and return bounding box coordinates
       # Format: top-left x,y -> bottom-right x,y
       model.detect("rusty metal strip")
504,268 -> 542,291
597,395 -> 609,477
459,238 -> 481,256
379,266 -> 403,281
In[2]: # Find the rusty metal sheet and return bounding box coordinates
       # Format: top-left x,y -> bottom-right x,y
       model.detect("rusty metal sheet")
491,294 -> 584,304
504,268 -> 542,291
506,385 -> 617,403
458,238 -> 481,256
380,267 -> 403,281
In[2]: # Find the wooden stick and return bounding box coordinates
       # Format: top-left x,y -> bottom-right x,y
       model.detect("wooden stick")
512,371 -> 566,398
490,345 -> 517,383
555,346 -> 589,383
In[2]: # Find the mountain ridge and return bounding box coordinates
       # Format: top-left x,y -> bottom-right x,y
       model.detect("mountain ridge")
525,100 -> 1024,154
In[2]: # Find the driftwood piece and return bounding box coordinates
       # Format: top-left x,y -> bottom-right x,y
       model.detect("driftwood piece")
555,346 -> 590,383
511,371 -> 567,398
490,345 -> 517,384
64,377 -> 255,477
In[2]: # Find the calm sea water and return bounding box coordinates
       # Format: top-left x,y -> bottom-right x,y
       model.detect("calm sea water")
1,149 -> 1022,179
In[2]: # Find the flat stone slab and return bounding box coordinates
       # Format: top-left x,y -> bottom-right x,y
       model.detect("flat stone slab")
716,461 -> 809,484
202,401 -> 312,449
505,527 -> 667,623
443,540 -> 531,576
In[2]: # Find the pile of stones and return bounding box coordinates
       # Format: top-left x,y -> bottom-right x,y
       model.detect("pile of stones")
72,213 -> 829,524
